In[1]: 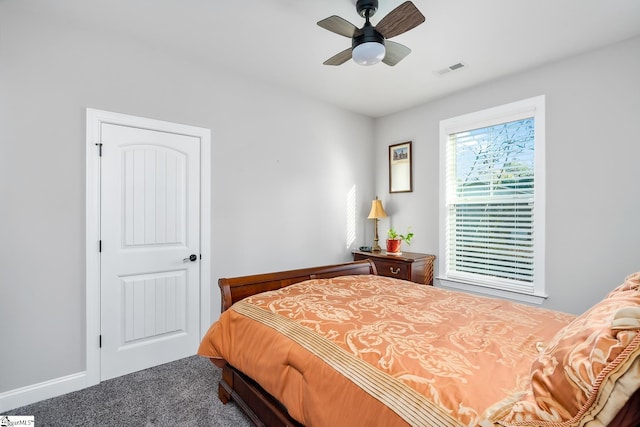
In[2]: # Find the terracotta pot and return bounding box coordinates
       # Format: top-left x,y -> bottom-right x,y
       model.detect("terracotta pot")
386,239 -> 402,253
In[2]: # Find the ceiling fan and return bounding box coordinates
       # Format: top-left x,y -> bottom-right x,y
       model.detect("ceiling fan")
317,0 -> 425,66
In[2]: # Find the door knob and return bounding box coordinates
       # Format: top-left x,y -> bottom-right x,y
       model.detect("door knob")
183,254 -> 198,262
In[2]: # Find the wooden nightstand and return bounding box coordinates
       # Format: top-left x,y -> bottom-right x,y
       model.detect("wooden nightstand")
352,251 -> 435,285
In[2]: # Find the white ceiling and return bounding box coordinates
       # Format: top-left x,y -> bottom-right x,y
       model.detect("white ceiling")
18,0 -> 640,117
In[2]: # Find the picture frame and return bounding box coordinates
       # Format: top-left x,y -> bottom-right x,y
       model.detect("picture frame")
389,141 -> 412,193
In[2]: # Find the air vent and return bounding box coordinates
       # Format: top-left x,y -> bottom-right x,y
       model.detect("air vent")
435,62 -> 466,76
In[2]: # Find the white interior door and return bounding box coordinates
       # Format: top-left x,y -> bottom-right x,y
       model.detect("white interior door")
100,123 -> 201,380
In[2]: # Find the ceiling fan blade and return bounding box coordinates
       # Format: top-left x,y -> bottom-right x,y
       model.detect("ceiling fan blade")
382,41 -> 411,66
317,15 -> 358,38
375,1 -> 425,39
323,48 -> 353,66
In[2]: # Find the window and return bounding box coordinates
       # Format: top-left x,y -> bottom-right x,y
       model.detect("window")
439,96 -> 546,303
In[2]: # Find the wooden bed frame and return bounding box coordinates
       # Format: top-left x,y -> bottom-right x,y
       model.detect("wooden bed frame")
210,260 -> 640,427
215,260 -> 377,427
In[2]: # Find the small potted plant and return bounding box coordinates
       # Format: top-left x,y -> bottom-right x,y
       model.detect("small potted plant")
386,227 -> 414,254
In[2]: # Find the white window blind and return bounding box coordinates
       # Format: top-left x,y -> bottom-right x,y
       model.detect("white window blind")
439,96 -> 546,300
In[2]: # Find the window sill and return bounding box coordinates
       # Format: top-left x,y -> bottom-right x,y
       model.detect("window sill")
436,276 -> 548,305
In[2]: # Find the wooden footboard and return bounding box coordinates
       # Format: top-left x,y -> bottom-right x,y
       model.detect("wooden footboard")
218,259 -> 377,312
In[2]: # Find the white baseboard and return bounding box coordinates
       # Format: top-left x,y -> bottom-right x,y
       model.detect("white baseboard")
0,372 -> 87,413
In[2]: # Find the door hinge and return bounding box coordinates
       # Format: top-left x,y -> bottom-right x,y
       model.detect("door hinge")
95,142 -> 103,156
99,240 -> 102,252
99,335 -> 102,348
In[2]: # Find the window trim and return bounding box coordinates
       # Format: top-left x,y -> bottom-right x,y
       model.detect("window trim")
438,95 -> 547,304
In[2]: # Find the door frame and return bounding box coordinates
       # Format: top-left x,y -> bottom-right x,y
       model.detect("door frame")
85,108 -> 211,387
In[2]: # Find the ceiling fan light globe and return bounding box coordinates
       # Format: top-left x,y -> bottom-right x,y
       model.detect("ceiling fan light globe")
352,42 -> 385,66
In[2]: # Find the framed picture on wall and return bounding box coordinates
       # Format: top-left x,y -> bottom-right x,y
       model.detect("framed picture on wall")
389,141 -> 412,193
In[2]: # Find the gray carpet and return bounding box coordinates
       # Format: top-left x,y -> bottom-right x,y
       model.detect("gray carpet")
5,356 -> 252,426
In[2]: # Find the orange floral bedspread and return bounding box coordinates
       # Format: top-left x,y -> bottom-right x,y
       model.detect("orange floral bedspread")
198,275 -> 575,426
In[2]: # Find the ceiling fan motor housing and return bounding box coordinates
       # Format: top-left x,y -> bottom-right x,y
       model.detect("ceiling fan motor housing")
352,24 -> 385,50
356,0 -> 378,18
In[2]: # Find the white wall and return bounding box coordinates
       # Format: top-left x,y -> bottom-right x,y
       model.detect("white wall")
0,5 -> 375,397
374,36 -> 640,314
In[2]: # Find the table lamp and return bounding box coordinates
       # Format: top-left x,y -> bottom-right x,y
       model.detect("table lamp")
367,197 -> 387,252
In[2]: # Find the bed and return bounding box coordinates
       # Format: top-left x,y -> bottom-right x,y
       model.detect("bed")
198,260 -> 640,427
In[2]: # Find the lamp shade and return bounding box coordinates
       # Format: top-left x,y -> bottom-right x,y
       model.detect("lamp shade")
352,41 -> 386,66
367,198 -> 388,219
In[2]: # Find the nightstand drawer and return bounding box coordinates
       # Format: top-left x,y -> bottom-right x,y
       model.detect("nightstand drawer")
374,260 -> 410,280
353,251 -> 435,285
